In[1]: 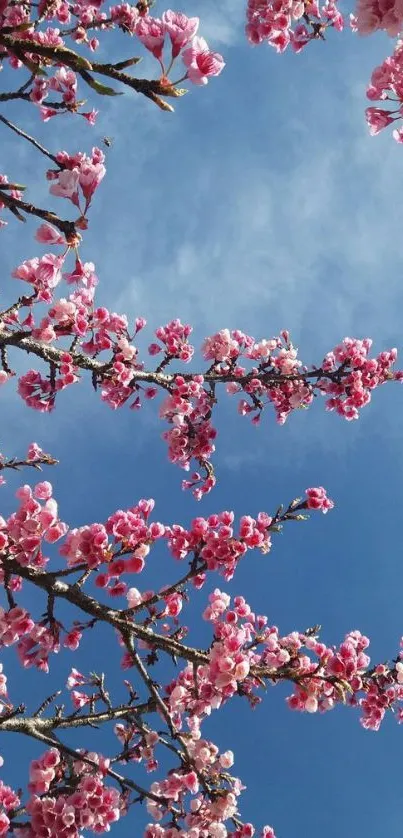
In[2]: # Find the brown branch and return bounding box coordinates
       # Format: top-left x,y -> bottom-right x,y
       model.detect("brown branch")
2,551 -> 364,701
0,113 -> 61,165
0,190 -> 77,238
128,638 -> 177,737
0,455 -> 58,473
125,557 -> 207,616
0,700 -> 155,734
0,293 -> 37,324
2,556 -> 209,666
0,72 -> 34,102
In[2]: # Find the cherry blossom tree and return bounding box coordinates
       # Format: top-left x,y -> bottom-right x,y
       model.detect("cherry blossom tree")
1,0 -> 403,835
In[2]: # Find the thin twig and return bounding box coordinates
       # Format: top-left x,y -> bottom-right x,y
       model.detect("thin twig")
0,113 -> 60,165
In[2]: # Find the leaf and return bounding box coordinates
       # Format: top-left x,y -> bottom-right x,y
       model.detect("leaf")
112,57 -> 142,69
83,75 -> 122,96
12,22 -> 33,31
157,83 -> 187,99
55,47 -> 93,71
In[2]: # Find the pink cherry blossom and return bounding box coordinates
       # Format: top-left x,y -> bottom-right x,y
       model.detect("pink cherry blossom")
182,37 -> 225,85
305,486 -> 334,513
78,159 -> 106,204
50,168 -> 80,202
35,223 -> 66,245
135,15 -> 165,59
355,0 -> 403,33
162,10 -> 199,57
12,254 -> 64,302
365,106 -> 396,134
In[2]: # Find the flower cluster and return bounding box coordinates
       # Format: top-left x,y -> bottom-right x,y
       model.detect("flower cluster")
48,148 -> 106,213
18,748 -> 124,838
245,0 -> 343,53
319,337 -> 400,420
0,604 -> 69,672
355,0 -> 403,33
0,780 -> 20,836
127,12 -> 225,85
167,510 -> 274,582
149,319 -> 194,362
30,67 -> 93,123
165,591 -> 403,735
365,40 -> 403,143
3,481 -> 67,567
12,254 -> 65,303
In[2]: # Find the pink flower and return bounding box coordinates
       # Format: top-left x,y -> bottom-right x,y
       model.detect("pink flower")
182,36 -> 225,85
355,0 -> 403,34
35,223 -> 65,245
35,254 -> 64,289
71,689 -> 91,709
110,2 -> 139,31
162,10 -> 199,57
135,15 -> 165,58
219,750 -> 234,768
78,160 -> 106,203
365,106 -> 395,135
0,813 -> 10,835
81,109 -> 98,125
40,106 -> 58,121
202,329 -> 240,362
305,695 -> 318,713
12,254 -> 64,302
50,168 -> 80,201
34,481 -> 53,500
127,587 -> 142,607
66,667 -> 86,689
64,629 -> 82,650
305,486 -> 334,513
30,77 -> 49,104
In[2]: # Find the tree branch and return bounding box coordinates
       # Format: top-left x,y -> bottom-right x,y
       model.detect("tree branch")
0,113 -> 61,165
0,190 -> 78,239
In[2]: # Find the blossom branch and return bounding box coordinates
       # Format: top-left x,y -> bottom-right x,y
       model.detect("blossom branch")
0,34 -> 182,111
0,324 -> 386,388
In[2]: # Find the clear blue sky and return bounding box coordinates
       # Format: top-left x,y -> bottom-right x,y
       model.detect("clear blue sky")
2,4 -> 403,835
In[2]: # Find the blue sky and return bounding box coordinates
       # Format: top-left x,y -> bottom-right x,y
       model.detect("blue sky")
2,3 -> 403,835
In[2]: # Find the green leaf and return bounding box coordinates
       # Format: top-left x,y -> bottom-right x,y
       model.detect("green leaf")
84,76 -> 122,96
12,22 -> 34,31
112,57 -> 142,69
57,48 -> 93,71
